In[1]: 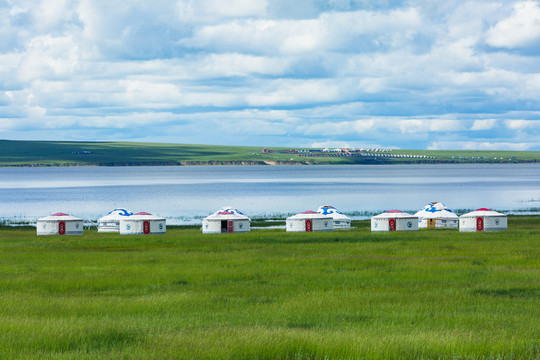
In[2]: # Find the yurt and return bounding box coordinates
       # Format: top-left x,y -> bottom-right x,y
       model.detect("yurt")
317,205 -> 351,229
98,208 -> 134,233
371,210 -> 418,232
459,208 -> 507,232
415,202 -> 459,229
120,212 -> 166,235
286,211 -> 333,232
36,213 -> 83,236
202,207 -> 250,234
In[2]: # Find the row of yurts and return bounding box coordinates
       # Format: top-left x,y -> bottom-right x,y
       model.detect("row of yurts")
36,202 -> 507,236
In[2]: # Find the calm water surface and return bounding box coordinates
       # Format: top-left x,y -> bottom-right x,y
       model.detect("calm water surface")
1,164 -> 539,224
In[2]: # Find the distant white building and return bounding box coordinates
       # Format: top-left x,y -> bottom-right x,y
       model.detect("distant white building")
202,206 -> 251,234
120,212 -> 166,235
415,202 -> 458,229
286,211 -> 333,232
37,213 -> 83,236
459,208 -> 507,232
317,205 -> 351,229
371,210 -> 418,232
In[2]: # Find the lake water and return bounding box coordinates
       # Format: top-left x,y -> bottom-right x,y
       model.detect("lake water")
1,164 -> 539,224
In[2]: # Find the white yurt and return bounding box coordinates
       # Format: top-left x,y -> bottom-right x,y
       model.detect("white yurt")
119,212 -> 166,235
459,208 -> 507,232
286,211 -> 333,232
317,205 -> 351,229
202,207 -> 250,234
36,213 -> 84,236
371,210 -> 418,232
415,202 -> 459,229
98,208 -> 134,233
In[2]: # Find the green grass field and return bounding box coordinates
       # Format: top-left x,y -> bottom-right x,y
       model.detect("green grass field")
1,139 -> 540,166
1,217 -> 539,359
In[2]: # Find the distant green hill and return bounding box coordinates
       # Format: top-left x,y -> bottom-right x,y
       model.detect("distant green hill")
1,140 -> 539,166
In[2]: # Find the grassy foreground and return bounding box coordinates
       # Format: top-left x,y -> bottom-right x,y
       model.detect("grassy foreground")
1,218 -> 539,359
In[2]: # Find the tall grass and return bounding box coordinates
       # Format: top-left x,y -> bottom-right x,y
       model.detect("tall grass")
1,217 -> 539,359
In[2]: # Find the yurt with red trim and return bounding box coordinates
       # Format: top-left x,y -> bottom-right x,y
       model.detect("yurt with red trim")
202,207 -> 251,234
286,211 -> 333,232
371,210 -> 418,232
459,208 -> 507,232
120,212 -> 166,235
36,213 -> 83,236
414,202 -> 458,229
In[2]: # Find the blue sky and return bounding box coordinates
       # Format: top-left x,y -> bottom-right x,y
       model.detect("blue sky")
1,0 -> 540,150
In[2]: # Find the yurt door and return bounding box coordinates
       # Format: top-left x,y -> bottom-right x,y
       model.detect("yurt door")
389,219 -> 396,232
305,219 -> 313,232
143,221 -> 150,234
58,221 -> 66,235
227,220 -> 234,233
476,217 -> 484,232
428,219 -> 436,228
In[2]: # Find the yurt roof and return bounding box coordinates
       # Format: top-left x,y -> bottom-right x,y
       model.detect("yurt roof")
460,208 -> 506,217
38,213 -> 82,221
126,212 -> 165,221
317,206 -> 351,220
372,210 -> 416,219
414,202 -> 458,219
287,211 -> 333,220
205,209 -> 250,220
98,208 -> 134,221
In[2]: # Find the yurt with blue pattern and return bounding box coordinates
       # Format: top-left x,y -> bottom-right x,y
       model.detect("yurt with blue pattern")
317,205 -> 351,229
98,208 -> 134,233
414,202 -> 458,229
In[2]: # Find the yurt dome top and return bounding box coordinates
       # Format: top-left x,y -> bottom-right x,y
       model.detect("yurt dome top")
39,213 -> 82,221
317,206 -> 351,220
415,202 -> 458,219
373,210 -> 416,219
205,206 -> 250,220
287,211 -> 333,220
99,208 -> 134,220
461,208 -> 506,217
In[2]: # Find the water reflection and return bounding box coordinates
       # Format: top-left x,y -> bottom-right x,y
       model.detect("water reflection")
1,164 -> 539,224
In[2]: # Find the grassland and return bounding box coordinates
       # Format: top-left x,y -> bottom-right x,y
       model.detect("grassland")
1,139 -> 540,166
1,217 -> 539,359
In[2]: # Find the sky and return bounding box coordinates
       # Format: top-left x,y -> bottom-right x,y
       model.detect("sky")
1,0 -> 540,150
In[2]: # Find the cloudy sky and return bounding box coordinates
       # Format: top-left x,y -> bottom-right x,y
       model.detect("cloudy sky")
1,0 -> 540,150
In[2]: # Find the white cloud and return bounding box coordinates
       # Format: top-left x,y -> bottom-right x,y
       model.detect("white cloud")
471,119 -> 497,130
486,1 -> 540,49
18,35 -> 79,82
301,119 -> 375,135
429,141 -> 534,151
398,120 -> 464,134
505,119 -> 540,129
1,1 -> 540,149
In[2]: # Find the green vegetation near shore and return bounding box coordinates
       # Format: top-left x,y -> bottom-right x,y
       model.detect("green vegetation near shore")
1,217 -> 539,359
1,139 -> 540,166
